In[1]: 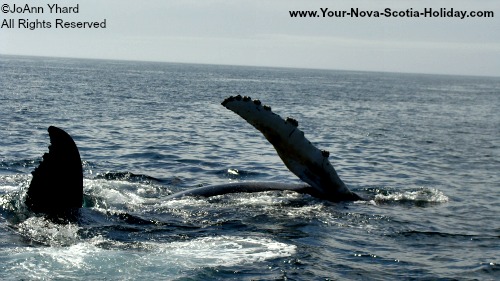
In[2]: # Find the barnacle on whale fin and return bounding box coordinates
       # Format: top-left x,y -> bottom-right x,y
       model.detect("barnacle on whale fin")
321,150 -> 330,158
286,117 -> 299,127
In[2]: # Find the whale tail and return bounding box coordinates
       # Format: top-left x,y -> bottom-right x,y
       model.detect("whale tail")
25,126 -> 83,213
222,95 -> 361,202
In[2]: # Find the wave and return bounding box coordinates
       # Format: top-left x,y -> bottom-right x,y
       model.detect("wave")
0,159 -> 37,168
94,171 -> 162,184
0,159 -> 38,175
1,225 -> 296,280
365,187 -> 449,206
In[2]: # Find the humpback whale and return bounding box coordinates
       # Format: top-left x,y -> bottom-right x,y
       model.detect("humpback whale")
25,97 -> 361,214
168,96 -> 361,201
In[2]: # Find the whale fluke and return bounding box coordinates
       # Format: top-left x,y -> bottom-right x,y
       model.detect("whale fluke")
25,126 -> 83,213
222,95 -> 361,202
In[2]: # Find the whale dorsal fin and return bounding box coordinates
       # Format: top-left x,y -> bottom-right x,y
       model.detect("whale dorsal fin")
25,126 -> 83,213
222,96 -> 360,201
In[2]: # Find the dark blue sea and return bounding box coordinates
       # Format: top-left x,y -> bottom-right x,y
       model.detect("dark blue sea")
0,55 -> 498,280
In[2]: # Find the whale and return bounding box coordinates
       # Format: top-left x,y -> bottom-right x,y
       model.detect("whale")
25,96 -> 361,214
167,95 -> 361,201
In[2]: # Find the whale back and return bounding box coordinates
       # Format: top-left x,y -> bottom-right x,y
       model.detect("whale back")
222,95 -> 360,201
25,126 -> 83,213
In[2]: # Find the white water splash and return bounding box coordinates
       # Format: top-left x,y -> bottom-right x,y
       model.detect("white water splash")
374,188 -> 449,204
16,217 -> 81,246
0,235 -> 295,280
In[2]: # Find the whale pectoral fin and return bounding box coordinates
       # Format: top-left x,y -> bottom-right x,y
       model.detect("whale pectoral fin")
25,126 -> 83,213
222,96 -> 360,201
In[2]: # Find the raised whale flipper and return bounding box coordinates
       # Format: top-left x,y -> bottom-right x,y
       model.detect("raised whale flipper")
25,126 -> 83,213
222,95 -> 361,202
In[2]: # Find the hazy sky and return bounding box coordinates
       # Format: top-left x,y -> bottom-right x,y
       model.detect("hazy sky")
1,0 -> 499,76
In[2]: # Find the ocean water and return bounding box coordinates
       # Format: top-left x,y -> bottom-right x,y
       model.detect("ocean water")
0,55 -> 498,280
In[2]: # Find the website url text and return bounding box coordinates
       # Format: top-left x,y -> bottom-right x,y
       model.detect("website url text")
289,8 -> 494,20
